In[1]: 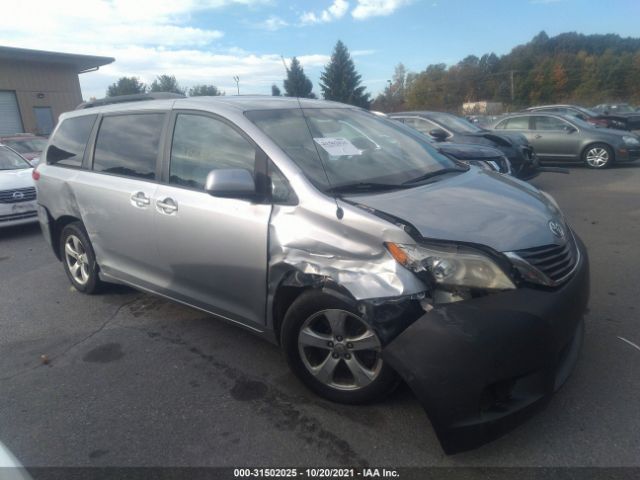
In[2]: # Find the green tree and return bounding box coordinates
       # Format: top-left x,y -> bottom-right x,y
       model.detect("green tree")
106,77 -> 146,97
271,84 -> 282,96
149,75 -> 185,95
319,40 -> 370,108
188,84 -> 223,96
372,63 -> 409,112
283,57 -> 315,98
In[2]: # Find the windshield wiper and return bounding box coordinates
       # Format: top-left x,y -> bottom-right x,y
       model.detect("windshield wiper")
401,167 -> 467,185
325,182 -> 407,194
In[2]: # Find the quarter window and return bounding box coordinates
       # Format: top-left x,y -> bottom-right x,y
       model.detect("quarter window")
46,115 -> 97,167
169,114 -> 256,190
93,114 -> 165,180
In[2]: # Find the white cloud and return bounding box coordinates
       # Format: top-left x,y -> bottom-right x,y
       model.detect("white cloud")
79,49 -> 330,99
300,0 -> 349,25
0,0 -> 331,99
259,15 -> 289,31
351,0 -> 412,20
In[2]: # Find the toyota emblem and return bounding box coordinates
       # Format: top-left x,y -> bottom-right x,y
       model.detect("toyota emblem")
548,220 -> 565,239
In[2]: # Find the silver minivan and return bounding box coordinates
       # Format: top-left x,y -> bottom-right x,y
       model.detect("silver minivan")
35,95 -> 589,454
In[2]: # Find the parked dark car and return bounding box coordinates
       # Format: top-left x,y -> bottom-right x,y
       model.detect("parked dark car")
434,142 -> 511,175
389,111 -> 539,179
591,104 -> 640,131
491,112 -> 640,168
0,134 -> 48,164
525,104 -> 640,131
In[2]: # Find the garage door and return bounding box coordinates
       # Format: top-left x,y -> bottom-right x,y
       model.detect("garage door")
0,91 -> 23,135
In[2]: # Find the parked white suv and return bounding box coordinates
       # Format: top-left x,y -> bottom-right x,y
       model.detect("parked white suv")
0,145 -> 38,227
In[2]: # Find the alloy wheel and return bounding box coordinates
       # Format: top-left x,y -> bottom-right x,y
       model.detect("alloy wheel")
298,309 -> 383,391
585,147 -> 609,168
64,234 -> 90,285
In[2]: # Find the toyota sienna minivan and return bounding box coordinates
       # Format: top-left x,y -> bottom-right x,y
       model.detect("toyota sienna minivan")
35,94 -> 589,454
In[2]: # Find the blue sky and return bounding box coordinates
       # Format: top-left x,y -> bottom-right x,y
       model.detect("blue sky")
2,0 -> 639,99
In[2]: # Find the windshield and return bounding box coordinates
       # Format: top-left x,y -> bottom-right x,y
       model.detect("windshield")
576,106 -> 600,117
0,147 -> 31,170
246,108 -> 459,193
4,138 -> 48,154
428,112 -> 483,133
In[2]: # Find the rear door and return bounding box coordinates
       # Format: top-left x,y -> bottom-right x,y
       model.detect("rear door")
530,115 -> 581,160
73,112 -> 168,288
152,111 -> 272,329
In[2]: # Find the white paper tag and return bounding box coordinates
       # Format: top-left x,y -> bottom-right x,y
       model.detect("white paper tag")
313,137 -> 361,156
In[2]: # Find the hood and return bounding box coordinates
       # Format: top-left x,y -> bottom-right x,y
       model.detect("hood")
351,168 -> 564,252
436,143 -> 503,160
0,168 -> 34,191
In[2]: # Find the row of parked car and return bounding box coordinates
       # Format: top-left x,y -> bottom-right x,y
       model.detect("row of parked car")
395,104 -> 640,173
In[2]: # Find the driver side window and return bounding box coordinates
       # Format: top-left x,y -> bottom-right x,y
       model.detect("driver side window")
403,117 -> 440,135
170,114 -> 256,190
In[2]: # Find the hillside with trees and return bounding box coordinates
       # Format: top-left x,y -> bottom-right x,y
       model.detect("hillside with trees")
374,31 -> 640,112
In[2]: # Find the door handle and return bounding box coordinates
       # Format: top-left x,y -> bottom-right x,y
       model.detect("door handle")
156,197 -> 178,214
130,191 -> 150,208
534,134 -> 543,139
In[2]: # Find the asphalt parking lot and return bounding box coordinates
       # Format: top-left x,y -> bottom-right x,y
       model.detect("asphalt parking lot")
1,164 -> 639,468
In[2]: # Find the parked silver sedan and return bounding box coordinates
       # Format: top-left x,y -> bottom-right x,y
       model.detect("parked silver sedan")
490,112 -> 640,168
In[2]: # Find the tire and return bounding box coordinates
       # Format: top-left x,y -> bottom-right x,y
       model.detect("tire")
280,289 -> 399,404
582,143 -> 614,169
59,222 -> 103,294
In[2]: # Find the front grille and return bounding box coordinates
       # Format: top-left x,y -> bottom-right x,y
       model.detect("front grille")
514,237 -> 578,283
0,187 -> 36,203
0,211 -> 37,223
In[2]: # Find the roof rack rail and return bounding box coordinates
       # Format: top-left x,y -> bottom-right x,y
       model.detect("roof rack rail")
76,92 -> 186,110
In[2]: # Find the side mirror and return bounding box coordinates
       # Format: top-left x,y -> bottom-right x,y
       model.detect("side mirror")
205,168 -> 256,198
429,128 -> 449,141
563,125 -> 577,134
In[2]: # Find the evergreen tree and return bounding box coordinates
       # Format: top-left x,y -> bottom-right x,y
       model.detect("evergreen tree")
149,75 -> 185,95
106,77 -> 146,97
188,84 -> 223,96
320,41 -> 370,108
283,57 -> 315,98
271,84 -> 282,96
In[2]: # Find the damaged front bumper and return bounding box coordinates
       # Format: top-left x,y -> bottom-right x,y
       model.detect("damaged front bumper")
382,238 -> 589,454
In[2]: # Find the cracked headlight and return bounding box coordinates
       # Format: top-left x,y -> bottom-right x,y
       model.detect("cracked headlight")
623,135 -> 640,145
386,242 -> 515,290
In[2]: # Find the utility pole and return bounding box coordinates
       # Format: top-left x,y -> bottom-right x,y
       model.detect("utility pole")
233,76 -> 240,95
509,70 -> 515,102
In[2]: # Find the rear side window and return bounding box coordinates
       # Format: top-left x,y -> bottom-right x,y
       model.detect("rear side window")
93,113 -> 165,180
169,114 -> 256,190
46,115 -> 97,167
533,116 -> 569,131
497,117 -> 530,130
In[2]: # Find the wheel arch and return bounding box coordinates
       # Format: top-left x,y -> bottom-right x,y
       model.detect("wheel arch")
51,215 -> 84,261
581,141 -> 615,164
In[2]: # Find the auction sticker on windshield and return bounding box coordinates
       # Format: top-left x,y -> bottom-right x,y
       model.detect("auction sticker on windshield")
314,137 -> 361,156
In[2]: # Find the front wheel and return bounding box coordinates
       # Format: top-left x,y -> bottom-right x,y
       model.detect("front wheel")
281,290 -> 399,404
583,143 -> 613,168
60,222 -> 103,294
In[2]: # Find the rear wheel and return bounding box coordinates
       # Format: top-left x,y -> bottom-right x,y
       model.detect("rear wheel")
281,290 -> 399,404
60,222 -> 103,294
583,143 -> 613,168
